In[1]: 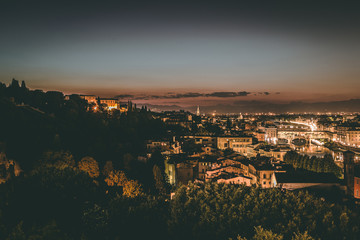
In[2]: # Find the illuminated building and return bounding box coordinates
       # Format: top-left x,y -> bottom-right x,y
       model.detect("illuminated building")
79,95 -> 97,104
345,130 -> 360,147
254,131 -> 265,142
217,136 -> 252,154
99,98 -> 118,109
265,126 -> 277,144
258,169 -> 276,188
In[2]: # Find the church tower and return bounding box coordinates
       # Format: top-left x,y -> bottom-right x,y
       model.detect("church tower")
196,106 -> 200,116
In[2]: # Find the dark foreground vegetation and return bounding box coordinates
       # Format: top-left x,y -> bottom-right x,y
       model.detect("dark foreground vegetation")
1,176 -> 360,239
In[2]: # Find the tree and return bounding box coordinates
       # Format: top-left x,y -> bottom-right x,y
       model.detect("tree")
20,81 -> 27,89
148,150 -> 165,170
153,165 -> 167,195
104,170 -> 127,187
102,161 -> 114,176
169,183 -> 360,240
104,170 -> 142,198
292,232 -> 314,240
122,179 -> 142,198
38,150 -> 75,170
123,153 -> 134,172
9,79 -> 20,89
78,156 -> 100,178
252,226 -> 283,240
6,221 -> 26,240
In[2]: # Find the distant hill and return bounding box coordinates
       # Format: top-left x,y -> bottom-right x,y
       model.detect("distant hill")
141,99 -> 360,113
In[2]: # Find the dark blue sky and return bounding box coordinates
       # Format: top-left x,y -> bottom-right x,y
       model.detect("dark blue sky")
1,1 -> 360,102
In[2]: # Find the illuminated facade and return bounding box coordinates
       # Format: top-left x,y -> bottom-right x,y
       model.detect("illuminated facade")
99,98 -> 118,109
345,130 -> 360,147
79,95 -> 97,104
265,126 -> 277,144
258,170 -> 276,188
217,136 -> 252,153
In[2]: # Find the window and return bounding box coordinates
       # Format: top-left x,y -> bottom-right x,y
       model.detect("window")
263,181 -> 266,185
263,174 -> 266,179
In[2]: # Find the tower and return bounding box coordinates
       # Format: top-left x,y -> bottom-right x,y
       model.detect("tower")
196,106 -> 200,116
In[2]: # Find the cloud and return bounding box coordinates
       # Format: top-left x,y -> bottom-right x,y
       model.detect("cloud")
119,91 -> 253,100
115,94 -> 134,99
205,91 -> 251,97
164,92 -> 204,98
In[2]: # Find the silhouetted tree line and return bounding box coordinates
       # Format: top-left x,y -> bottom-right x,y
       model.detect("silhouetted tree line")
284,151 -> 342,177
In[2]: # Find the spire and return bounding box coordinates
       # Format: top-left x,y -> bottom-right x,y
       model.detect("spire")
196,105 -> 200,116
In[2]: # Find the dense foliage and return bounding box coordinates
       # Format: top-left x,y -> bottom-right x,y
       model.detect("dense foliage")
284,151 -> 342,177
170,183 -> 360,240
1,176 -> 359,239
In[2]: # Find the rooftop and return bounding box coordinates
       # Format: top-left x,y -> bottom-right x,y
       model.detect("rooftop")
275,171 -> 339,184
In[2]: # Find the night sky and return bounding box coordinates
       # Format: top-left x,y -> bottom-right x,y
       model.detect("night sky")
1,1 -> 360,106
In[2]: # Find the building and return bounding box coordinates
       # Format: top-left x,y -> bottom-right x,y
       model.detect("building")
80,95 -> 97,104
344,130 -> 360,147
217,136 -> 252,154
216,173 -> 252,186
99,98 -> 118,109
198,158 -> 215,180
184,136 -> 217,148
265,126 -> 278,144
257,168 -> 276,188
147,140 -> 170,151
254,131 -> 265,142
161,111 -> 193,129
165,158 -> 176,185
176,162 -> 196,185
